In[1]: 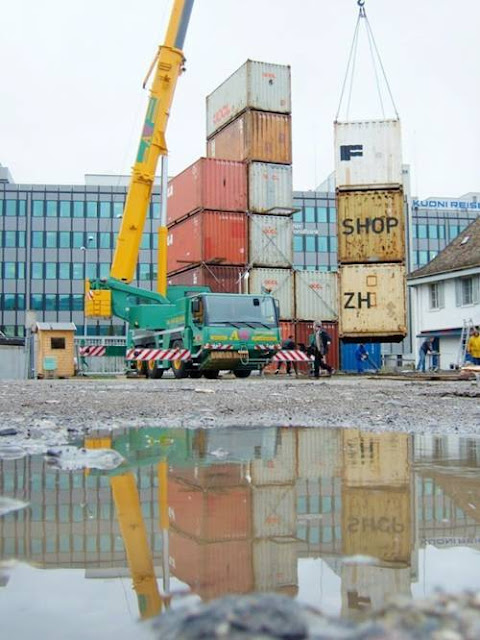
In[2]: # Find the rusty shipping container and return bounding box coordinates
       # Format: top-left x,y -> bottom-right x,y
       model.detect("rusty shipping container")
206,59 -> 291,138
207,111 -> 292,165
167,210 -> 247,273
167,264 -> 243,293
335,120 -> 403,190
342,429 -> 411,488
338,263 -> 407,342
167,157 -> 247,226
337,189 -> 405,264
252,484 -> 296,538
248,162 -> 293,214
168,477 -> 251,542
249,214 -> 293,268
294,270 -> 338,321
251,428 -> 296,486
169,530 -> 253,600
342,486 -> 411,566
265,320 -> 339,374
245,267 -> 294,319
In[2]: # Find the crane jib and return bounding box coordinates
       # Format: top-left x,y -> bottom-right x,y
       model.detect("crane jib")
174,0 -> 194,50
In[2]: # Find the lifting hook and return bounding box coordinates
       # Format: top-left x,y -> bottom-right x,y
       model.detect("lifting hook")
357,0 -> 365,5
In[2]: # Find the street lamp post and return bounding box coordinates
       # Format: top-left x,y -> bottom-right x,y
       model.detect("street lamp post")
80,235 -> 94,340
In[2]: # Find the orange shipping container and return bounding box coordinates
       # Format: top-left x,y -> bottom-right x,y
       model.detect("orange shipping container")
207,110 -> 292,165
167,157 -> 247,226
167,210 -> 248,274
169,530 -> 253,600
168,477 -> 252,541
167,264 -> 245,293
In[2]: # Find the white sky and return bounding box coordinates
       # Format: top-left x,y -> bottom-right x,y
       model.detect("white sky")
1,0 -> 478,198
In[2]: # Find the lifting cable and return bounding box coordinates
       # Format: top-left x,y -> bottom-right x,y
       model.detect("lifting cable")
335,0 -> 399,121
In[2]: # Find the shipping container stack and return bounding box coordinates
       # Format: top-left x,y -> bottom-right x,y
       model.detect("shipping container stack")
340,430 -> 413,616
335,120 -> 407,343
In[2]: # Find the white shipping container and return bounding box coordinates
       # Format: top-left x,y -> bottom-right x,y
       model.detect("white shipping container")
294,271 -> 338,321
297,428 -> 342,480
249,162 -> 293,214
252,485 -> 296,538
246,268 -> 294,319
249,215 -> 293,267
254,540 -> 298,591
251,429 -> 296,486
335,120 -> 403,189
206,60 -> 291,138
339,263 -> 407,340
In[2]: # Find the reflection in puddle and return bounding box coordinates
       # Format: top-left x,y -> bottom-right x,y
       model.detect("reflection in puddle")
2,426 -> 480,635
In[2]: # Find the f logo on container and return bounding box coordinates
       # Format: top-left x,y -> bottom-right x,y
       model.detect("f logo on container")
340,145 -> 363,161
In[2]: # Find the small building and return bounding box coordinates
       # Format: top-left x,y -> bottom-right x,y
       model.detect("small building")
408,218 -> 480,370
34,322 -> 77,378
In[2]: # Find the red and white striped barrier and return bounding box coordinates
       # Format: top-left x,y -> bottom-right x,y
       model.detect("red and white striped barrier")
79,345 -> 106,357
255,344 -> 282,351
272,350 -> 313,362
126,348 -> 191,362
203,343 -> 235,350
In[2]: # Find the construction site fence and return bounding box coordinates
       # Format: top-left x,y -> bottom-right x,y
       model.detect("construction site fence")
74,337 -> 127,376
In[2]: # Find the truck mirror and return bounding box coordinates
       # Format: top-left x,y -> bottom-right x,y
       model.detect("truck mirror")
192,299 -> 200,313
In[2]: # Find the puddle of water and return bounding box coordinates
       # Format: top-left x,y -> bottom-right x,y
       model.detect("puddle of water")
2,425 -> 480,636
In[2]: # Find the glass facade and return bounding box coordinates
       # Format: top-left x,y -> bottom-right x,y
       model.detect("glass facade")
0,180 -> 162,337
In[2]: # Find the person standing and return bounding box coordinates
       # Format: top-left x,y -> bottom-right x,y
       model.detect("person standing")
417,337 -> 434,372
467,326 -> 480,365
275,335 -> 298,376
355,344 -> 368,374
310,321 -> 333,378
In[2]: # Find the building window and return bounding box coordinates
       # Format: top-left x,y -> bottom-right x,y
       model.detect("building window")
30,294 -> 43,310
46,231 -> 57,248
18,231 -> 26,248
151,202 -> 160,219
418,251 -> 429,266
438,225 -> 446,239
99,232 -> 111,249
73,232 -> 84,248
140,234 -> 150,250
138,264 -> 151,280
5,200 -> 17,216
86,201 -> 98,218
99,263 -> 110,279
51,337 -> 65,349
99,202 -> 111,218
72,263 -> 84,279
456,276 -> 480,306
72,295 -> 83,310
3,294 -> 16,310
152,233 -> 158,250
32,263 -> 44,279
18,263 -> 25,279
417,224 -> 427,239
86,263 -> 97,280
17,294 -> 26,310
18,200 -> 26,216
59,201 -> 71,217
113,201 -> 124,218
46,263 -> 57,279
317,207 -> 328,223
293,236 -> 303,252
330,236 -> 337,252
45,294 -> 56,310
429,282 -> 444,310
59,231 -> 70,248
4,263 -> 16,279
59,263 -> 70,279
428,224 -> 438,239
32,231 -> 44,248
304,207 -> 316,223
46,200 -> 57,217
305,236 -> 316,252
32,200 -> 44,217
59,294 -> 70,310
292,209 -> 303,223
449,224 -> 460,240
73,201 -> 84,218
318,237 -> 328,252
4,231 -> 16,247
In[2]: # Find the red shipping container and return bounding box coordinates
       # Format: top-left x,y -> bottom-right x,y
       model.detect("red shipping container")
167,264 -> 244,293
167,157 -> 247,226
169,530 -> 253,600
168,477 -> 252,542
169,463 -> 250,489
266,320 -> 339,374
167,210 -> 247,273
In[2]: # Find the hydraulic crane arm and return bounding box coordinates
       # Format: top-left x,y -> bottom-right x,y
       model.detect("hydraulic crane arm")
110,0 -> 194,293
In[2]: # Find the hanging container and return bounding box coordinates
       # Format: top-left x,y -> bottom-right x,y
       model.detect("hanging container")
207,111 -> 292,165
167,157 -> 247,226
335,120 -> 403,190
167,264 -> 244,293
245,268 -> 294,319
248,162 -> 293,214
294,271 -> 338,321
338,263 -> 407,342
206,59 -> 291,138
337,188 -> 405,264
167,210 -> 247,273
249,214 -> 293,267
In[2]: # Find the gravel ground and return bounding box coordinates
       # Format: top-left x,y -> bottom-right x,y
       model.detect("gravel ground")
0,373 -> 479,434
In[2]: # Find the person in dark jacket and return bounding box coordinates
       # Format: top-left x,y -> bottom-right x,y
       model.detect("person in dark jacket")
275,335 -> 298,376
417,337 -> 434,372
310,321 -> 333,378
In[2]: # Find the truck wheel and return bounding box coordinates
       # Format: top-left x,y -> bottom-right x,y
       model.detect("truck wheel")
189,371 -> 202,379
233,369 -> 251,378
136,360 -> 147,376
171,341 -> 189,379
147,360 -> 164,379
204,370 -> 219,379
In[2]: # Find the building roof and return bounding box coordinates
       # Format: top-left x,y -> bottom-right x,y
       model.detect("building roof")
35,322 -> 77,331
409,216 -> 480,280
